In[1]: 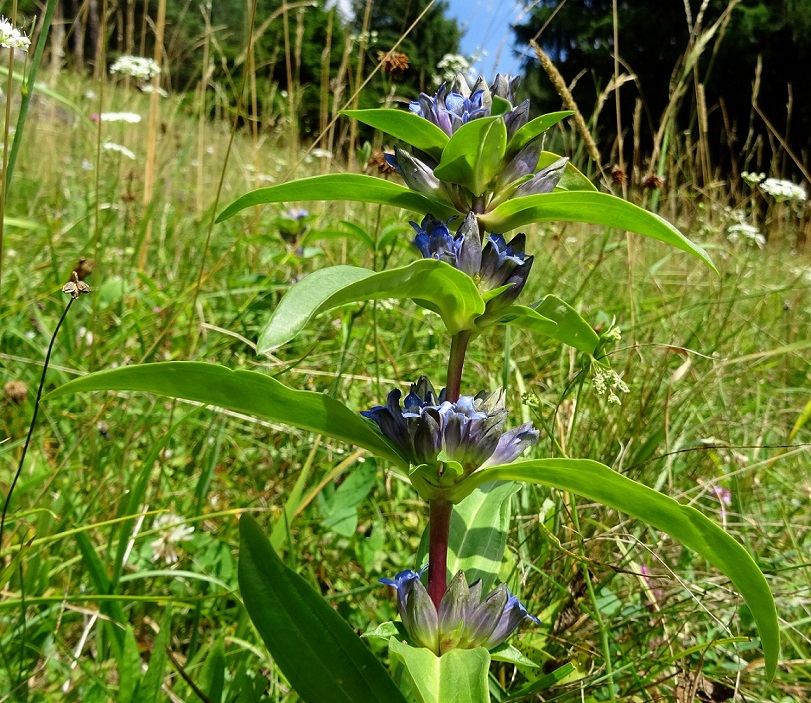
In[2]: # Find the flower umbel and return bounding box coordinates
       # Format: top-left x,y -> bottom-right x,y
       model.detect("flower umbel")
362,377 -> 538,497
0,17 -> 30,51
381,569 -> 540,654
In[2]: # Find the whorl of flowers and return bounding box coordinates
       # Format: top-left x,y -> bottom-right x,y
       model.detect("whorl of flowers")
362,377 -> 538,480
0,17 -> 30,51
380,568 -> 540,654
110,55 -> 162,81
410,73 -> 528,138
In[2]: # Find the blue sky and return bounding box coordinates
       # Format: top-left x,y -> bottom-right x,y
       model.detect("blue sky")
445,0 -> 529,78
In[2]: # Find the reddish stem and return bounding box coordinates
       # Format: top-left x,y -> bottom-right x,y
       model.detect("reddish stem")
427,498 -> 453,608
445,330 -> 470,403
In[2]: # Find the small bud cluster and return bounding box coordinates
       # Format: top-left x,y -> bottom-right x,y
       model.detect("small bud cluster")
0,17 -> 30,51
592,365 -> 629,406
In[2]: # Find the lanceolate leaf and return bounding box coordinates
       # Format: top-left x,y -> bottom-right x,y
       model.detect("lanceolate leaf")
538,152 -> 596,192
216,174 -> 457,223
239,516 -> 407,703
507,111 -> 574,155
500,296 -> 600,355
480,191 -> 716,270
45,363 -> 407,470
257,260 -> 486,353
457,459 -> 779,680
388,639 -> 490,703
434,116 -> 507,196
342,109 -> 449,159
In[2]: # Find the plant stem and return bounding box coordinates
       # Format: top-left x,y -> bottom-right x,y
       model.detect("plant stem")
427,498 -> 452,608
445,330 -> 471,403
0,298 -> 73,554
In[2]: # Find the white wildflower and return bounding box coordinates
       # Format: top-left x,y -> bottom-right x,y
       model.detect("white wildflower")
102,141 -> 136,160
310,148 -> 333,159
434,53 -> 474,85
604,325 -> 622,342
759,178 -> 807,203
592,365 -> 629,405
138,83 -> 169,97
110,55 -> 161,81
98,112 -> 142,123
741,171 -> 765,186
150,513 -> 194,565
0,17 -> 31,51
727,221 -> 765,248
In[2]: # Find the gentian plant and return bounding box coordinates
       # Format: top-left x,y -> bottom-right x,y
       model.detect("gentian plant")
49,74 -> 779,701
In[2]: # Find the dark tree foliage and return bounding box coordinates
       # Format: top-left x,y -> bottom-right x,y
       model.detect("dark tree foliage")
350,0 -> 463,109
514,0 -> 811,176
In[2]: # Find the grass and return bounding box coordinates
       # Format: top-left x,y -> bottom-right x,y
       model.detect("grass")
1,35 -> 810,703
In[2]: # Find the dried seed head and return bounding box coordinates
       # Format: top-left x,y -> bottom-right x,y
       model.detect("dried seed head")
641,173 -> 664,190
4,380 -> 28,404
611,165 -> 627,186
62,271 -> 91,299
377,50 -> 410,77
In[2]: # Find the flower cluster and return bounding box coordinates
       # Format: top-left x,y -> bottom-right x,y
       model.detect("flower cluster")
362,377 -> 538,487
93,112 -> 142,124
759,178 -> 807,203
110,55 -> 161,81
409,213 -> 534,318
410,74 -> 527,138
0,16 -> 30,51
150,513 -> 194,564
592,365 -> 629,406
381,568 -> 540,654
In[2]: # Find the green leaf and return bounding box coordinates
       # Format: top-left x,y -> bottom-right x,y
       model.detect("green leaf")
538,152 -> 596,192
45,362 -> 407,470
257,260 -> 486,352
199,638 -> 226,703
239,516 -> 407,703
216,174 -> 458,223
507,111 -> 574,155
446,481 -> 519,592
489,643 -> 538,668
500,296 -> 600,355
460,459 -> 779,680
140,608 -> 172,703
342,109 -> 449,159
388,639 -> 490,703
318,460 -> 377,537
434,117 -> 507,196
480,191 -> 716,270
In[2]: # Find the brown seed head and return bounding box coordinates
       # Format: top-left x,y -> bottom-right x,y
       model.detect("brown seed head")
641,173 -> 664,190
4,380 -> 28,404
62,271 -> 91,299
377,50 -> 410,77
611,165 -> 627,186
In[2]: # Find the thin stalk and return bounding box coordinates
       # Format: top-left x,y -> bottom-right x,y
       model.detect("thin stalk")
0,298 -> 74,553
445,330 -> 471,403
427,498 -> 452,608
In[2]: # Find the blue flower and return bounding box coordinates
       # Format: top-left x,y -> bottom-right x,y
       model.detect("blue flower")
477,233 -> 534,317
362,377 -> 538,478
410,212 -> 481,277
409,74 -> 528,137
381,569 -> 540,654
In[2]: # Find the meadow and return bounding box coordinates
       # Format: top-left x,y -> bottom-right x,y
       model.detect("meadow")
1,20 -> 811,703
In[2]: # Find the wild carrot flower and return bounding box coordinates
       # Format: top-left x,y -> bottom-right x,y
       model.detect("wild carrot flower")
380,568 -> 540,654
94,112 -> 142,123
759,178 -> 807,203
102,141 -> 136,160
0,17 -> 30,51
110,55 -> 161,81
